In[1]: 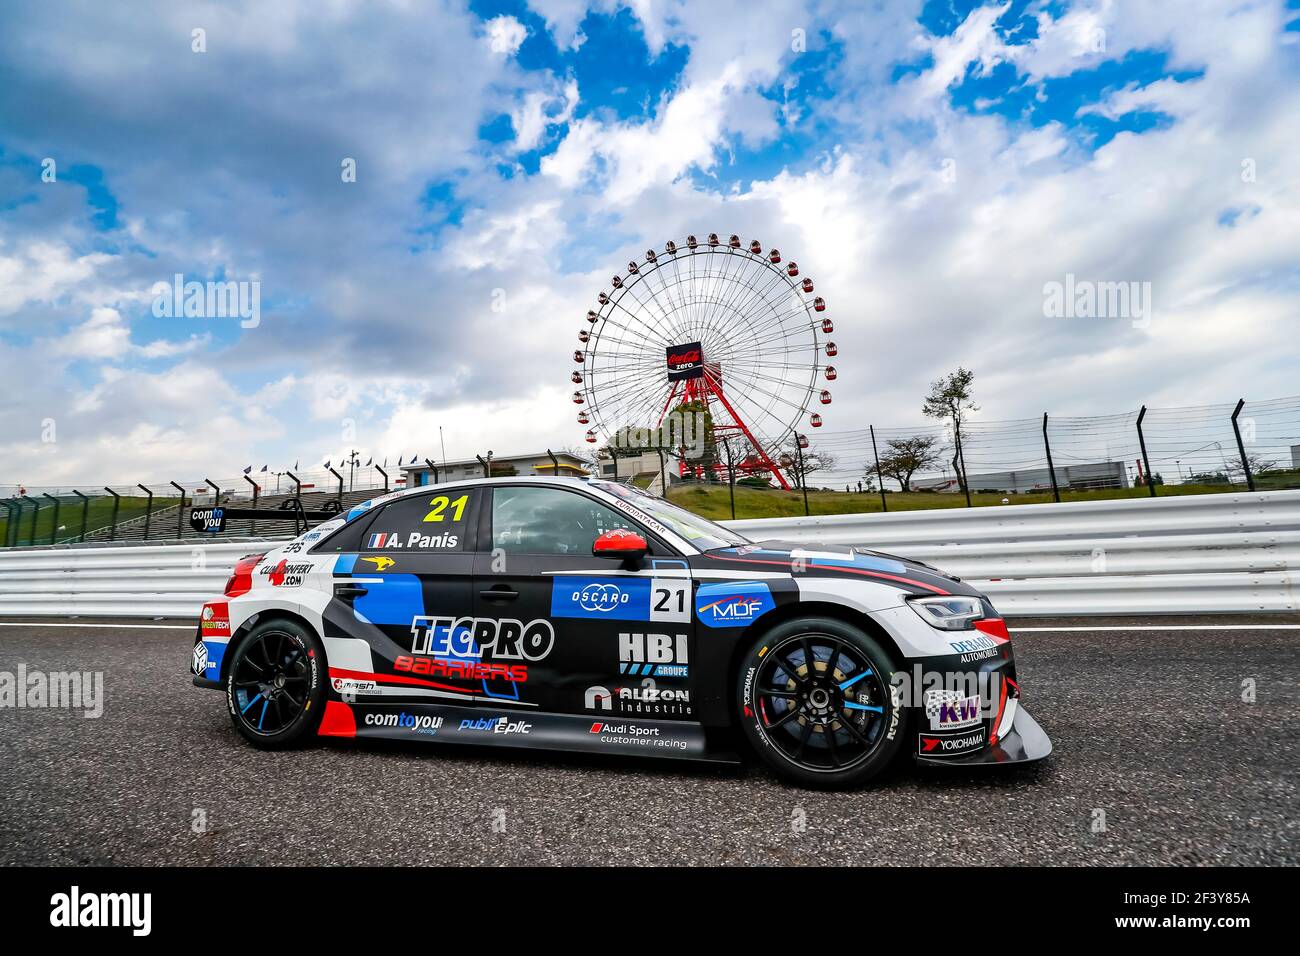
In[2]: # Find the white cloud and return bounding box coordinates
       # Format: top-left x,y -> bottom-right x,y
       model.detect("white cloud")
543,62 -> 751,202
511,78 -> 579,152
2,0 -> 1298,488
57,307 -> 132,359
0,241 -> 112,317
485,14 -> 528,56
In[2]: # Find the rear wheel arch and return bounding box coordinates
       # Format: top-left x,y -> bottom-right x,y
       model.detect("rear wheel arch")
221,609 -> 327,684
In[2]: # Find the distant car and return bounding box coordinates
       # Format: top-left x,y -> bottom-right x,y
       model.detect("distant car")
190,477 -> 1050,788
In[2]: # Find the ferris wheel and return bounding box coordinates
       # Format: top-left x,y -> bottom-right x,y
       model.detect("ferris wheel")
571,233 -> 837,489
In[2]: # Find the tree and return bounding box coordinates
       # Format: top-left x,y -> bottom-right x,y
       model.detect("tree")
875,435 -> 943,491
778,440 -> 836,489
922,367 -> 978,495
1225,453 -> 1279,484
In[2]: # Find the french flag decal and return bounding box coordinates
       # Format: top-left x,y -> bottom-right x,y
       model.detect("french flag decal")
368,532 -> 391,548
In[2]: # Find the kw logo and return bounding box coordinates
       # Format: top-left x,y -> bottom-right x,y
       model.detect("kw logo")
361,556 -> 395,571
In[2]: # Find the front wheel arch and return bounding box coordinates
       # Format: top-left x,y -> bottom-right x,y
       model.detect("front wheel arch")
725,601 -> 905,724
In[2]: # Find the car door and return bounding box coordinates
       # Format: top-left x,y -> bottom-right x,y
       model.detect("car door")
473,484 -> 696,719
317,488 -> 489,706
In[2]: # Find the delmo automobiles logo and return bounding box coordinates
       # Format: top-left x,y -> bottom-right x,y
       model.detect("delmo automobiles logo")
696,582 -> 775,628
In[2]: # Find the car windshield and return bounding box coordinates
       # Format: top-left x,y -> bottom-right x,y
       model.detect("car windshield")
595,481 -> 751,550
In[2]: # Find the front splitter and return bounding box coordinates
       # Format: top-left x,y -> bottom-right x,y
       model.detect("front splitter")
915,706 -> 1052,768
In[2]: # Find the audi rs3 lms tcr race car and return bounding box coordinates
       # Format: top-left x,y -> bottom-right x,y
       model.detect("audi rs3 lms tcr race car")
190,477 -> 1051,788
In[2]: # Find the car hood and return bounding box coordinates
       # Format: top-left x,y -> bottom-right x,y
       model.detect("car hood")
703,540 -> 982,597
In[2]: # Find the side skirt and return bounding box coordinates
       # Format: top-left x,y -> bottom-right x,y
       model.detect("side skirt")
317,699 -> 741,765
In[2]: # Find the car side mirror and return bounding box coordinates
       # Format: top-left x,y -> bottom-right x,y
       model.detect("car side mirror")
593,528 -> 648,563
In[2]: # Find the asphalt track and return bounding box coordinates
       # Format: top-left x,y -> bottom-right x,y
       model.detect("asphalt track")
1,616 -> 1297,866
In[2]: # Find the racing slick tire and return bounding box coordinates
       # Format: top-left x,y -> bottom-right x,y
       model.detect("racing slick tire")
225,618 -> 327,749
736,617 -> 908,789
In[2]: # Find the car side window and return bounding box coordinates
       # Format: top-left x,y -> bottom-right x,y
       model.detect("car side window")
491,487 -> 644,556
359,490 -> 477,553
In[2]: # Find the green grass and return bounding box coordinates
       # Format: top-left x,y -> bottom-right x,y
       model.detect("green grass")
0,496 -> 181,547
667,481 -> 1254,522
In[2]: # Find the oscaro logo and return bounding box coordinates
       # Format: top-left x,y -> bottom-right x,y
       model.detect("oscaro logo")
575,583 -> 627,613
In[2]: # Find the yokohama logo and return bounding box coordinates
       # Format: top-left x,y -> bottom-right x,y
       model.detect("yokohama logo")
918,727 -> 986,757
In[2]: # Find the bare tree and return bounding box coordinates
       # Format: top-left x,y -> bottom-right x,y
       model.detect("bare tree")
875,435 -> 944,491
778,441 -> 836,490
922,367 -> 978,495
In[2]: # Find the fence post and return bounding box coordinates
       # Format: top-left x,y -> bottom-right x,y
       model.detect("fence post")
546,448 -> 560,475
286,471 -> 302,503
869,425 -> 888,512
1,498 -> 18,547
795,435 -> 810,516
73,491 -> 90,543
1042,413 -> 1060,503
138,484 -> 154,540
423,459 -> 439,486
328,467 -> 344,502
1136,406 -> 1157,497
242,475 -> 260,536
11,498 -> 31,547
170,481 -> 187,538
476,454 -> 491,478
1230,398 -> 1255,492
104,487 -> 121,541
658,449 -> 666,497
43,493 -> 61,545
376,465 -> 389,492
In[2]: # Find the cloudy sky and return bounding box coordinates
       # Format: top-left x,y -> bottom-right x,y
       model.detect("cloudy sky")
1,0 -> 1298,487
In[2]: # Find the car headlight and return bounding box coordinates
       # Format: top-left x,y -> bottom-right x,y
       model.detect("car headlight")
907,595 -> 984,630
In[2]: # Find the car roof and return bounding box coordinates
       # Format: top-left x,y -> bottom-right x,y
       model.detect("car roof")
355,476 -> 700,554
380,475 -> 597,499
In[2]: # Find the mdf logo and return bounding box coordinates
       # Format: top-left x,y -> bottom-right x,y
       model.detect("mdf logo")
50,886 -> 151,936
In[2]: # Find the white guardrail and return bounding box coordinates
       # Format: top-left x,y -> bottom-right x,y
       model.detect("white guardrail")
727,490 -> 1300,616
0,492 -> 1296,618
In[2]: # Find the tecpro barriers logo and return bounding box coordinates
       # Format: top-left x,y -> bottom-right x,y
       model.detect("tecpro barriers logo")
0,665 -> 103,718
49,886 -> 151,936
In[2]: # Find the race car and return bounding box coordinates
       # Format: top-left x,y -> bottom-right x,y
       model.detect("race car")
190,476 -> 1050,788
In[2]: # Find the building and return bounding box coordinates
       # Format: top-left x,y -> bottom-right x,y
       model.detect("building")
912,461 -> 1130,493
400,451 -> 590,486
595,451 -> 666,482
